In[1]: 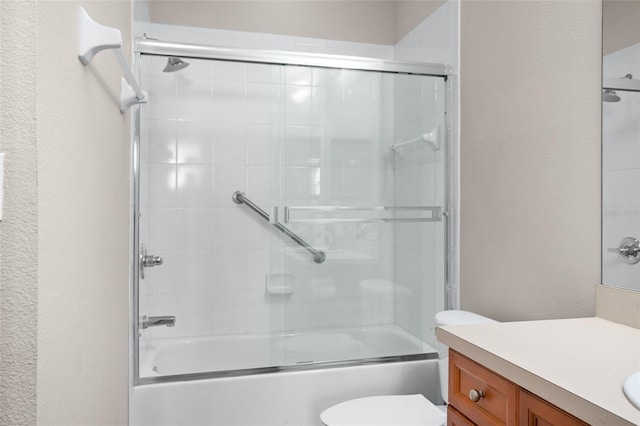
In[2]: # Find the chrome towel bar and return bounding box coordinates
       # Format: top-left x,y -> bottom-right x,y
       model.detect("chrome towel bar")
232,191 -> 326,264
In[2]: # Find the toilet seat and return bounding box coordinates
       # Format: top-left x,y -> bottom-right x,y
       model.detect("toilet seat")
320,394 -> 446,426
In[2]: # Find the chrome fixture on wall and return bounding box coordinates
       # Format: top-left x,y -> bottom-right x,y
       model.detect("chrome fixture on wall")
608,237 -> 640,265
163,56 -> 190,72
232,191 -> 326,264
141,315 -> 176,329
139,244 -> 163,279
603,74 -> 635,102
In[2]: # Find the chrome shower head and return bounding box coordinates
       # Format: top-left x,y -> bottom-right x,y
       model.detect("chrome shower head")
163,57 -> 190,73
603,89 -> 621,103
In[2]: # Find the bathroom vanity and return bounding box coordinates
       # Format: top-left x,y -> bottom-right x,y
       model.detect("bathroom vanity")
437,318 -> 640,425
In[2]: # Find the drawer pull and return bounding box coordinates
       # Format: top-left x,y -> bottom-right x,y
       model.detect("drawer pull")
469,389 -> 485,402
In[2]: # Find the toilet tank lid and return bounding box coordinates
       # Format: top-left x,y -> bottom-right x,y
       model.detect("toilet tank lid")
435,310 -> 497,327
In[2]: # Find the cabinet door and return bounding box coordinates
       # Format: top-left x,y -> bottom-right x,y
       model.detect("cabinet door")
519,389 -> 589,426
448,406 -> 475,426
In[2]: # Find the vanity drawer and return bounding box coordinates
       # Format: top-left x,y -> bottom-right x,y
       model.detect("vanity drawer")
449,350 -> 518,426
518,389 -> 588,426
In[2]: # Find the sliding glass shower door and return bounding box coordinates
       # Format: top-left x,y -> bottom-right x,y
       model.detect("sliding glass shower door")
135,51 -> 447,380
268,66 -> 447,365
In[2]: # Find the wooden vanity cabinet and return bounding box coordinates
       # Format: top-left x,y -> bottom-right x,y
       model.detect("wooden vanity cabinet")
448,350 -> 589,426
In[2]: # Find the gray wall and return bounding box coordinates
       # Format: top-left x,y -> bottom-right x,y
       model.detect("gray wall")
459,0 -> 602,321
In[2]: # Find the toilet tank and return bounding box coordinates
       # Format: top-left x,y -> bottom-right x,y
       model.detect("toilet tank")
435,310 -> 497,403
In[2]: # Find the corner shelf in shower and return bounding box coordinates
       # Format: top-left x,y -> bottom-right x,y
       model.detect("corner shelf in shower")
389,126 -> 440,158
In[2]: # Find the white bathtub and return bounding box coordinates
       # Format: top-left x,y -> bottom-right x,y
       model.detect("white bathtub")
132,325 -> 440,426
140,325 -> 434,377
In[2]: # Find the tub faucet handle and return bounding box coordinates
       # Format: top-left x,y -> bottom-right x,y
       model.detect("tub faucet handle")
139,244 -> 164,279
607,237 -> 640,264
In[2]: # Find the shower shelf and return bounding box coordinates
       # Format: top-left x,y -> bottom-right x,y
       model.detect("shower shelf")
390,126 -> 440,157
283,206 -> 442,224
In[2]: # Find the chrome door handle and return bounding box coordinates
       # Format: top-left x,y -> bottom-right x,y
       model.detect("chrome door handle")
607,237 -> 640,264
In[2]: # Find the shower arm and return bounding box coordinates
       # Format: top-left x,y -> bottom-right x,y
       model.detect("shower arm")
232,191 -> 326,264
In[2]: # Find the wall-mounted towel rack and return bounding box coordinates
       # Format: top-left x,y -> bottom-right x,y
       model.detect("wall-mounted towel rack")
283,205 -> 442,224
78,7 -> 147,113
390,126 -> 440,157
232,191 -> 326,264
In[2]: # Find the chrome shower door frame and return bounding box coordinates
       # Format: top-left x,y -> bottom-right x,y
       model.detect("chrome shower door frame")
131,40 -> 454,385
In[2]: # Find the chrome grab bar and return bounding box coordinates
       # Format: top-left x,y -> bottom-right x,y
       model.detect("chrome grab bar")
232,191 -> 326,264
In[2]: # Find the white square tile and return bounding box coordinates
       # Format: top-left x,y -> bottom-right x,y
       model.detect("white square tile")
212,60 -> 247,81
247,83 -> 271,124
210,292 -> 247,335
212,81 -> 247,123
247,63 -> 271,83
148,75 -> 176,120
246,249 -> 270,291
212,165 -> 247,207
246,209 -> 271,249
246,291 -> 272,333
146,250 -> 182,295
176,121 -> 215,164
176,78 -> 213,121
211,123 -> 247,165
247,125 -> 271,165
247,165 -> 271,207
148,164 -> 177,207
212,208 -> 247,249
285,86 -> 312,126
145,120 -> 177,164
285,66 -> 312,86
147,208 -> 180,252
177,165 -> 214,207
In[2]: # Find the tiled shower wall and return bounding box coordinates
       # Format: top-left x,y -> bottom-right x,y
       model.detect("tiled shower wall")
135,1 -> 456,346
602,43 -> 640,291
138,56 -> 397,341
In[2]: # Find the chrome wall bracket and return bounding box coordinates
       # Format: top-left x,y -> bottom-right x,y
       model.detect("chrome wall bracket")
607,237 -> 640,265
139,244 -> 164,279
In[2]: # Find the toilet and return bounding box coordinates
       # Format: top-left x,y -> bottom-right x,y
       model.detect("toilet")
320,310 -> 497,426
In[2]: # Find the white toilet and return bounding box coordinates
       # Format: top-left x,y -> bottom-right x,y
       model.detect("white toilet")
320,310 -> 497,426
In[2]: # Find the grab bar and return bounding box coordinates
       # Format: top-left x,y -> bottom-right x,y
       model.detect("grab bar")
232,191 -> 326,264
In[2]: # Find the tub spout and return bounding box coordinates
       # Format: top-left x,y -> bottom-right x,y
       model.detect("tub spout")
141,315 -> 176,329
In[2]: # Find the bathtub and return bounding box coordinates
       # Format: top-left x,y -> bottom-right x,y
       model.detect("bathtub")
132,325 -> 441,426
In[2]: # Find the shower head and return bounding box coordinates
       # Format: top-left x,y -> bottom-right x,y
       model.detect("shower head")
603,89 -> 621,103
163,57 -> 190,73
602,74 -> 633,103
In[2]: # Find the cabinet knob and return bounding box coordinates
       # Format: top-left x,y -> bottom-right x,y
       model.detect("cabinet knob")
469,388 -> 485,402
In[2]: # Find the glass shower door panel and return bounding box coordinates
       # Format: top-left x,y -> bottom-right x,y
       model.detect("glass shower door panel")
602,90 -> 640,290
271,67 -> 447,365
137,54 -> 291,378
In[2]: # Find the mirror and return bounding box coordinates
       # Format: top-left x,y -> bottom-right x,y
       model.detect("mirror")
602,1 -> 640,291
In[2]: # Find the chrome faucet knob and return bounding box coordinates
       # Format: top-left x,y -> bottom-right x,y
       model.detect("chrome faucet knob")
608,237 -> 640,264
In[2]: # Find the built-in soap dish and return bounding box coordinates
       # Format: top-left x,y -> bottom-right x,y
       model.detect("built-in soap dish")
266,273 -> 295,295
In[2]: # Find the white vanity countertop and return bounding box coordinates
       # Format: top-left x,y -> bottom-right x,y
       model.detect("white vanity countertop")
437,317 -> 640,426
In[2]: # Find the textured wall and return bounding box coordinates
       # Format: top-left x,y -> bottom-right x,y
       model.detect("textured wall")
459,1 -> 601,321
35,2 -> 131,424
0,1 -> 39,424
